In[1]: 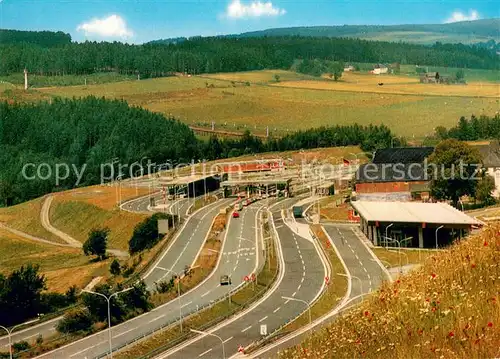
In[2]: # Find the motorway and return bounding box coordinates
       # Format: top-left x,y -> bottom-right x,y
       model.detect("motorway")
0,195 -> 209,351
157,198 -> 327,359
245,223 -> 391,358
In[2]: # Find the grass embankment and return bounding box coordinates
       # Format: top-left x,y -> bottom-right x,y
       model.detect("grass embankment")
279,225 -> 500,359
49,186 -> 150,250
280,225 -> 347,333
0,72 -> 136,88
0,228 -> 102,292
115,211 -> 278,359
372,247 -> 439,268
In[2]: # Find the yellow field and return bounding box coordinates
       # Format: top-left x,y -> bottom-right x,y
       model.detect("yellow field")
0,228 -> 106,292
34,70 -> 499,137
275,72 -> 500,98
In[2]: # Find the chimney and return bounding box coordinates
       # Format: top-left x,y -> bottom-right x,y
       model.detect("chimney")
24,68 -> 28,90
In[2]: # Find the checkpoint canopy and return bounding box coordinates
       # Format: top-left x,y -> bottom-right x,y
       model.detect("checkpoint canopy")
351,201 -> 481,248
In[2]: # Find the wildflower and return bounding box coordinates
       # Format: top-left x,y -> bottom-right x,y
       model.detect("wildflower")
471,263 -> 476,268
487,322 -> 493,327
448,331 -> 455,338
431,273 -> 437,279
484,241 -> 488,246
364,311 -> 369,317
464,323 -> 470,330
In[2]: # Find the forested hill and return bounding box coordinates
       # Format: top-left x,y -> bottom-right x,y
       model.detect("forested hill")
1,36 -> 498,78
0,29 -> 71,46
235,18 -> 500,45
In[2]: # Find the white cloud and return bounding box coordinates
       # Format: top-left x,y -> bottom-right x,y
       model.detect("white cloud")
77,14 -> 133,38
226,0 -> 286,19
444,10 -> 480,23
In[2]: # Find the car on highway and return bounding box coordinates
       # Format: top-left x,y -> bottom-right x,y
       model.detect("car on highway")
220,274 -> 232,285
232,211 -> 240,218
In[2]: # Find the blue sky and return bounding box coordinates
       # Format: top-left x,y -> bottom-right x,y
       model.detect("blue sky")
0,0 -> 498,43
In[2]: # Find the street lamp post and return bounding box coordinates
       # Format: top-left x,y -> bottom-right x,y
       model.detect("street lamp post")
190,329 -> 225,359
0,318 -> 40,359
337,273 -> 364,299
160,268 -> 185,332
82,287 -> 133,358
385,223 -> 394,246
383,236 -> 402,273
435,225 -> 444,249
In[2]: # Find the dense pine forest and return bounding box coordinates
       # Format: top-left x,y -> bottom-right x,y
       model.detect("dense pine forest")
0,96 -> 398,206
0,30 -> 498,78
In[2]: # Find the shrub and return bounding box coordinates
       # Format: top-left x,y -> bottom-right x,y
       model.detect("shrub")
128,213 -> 172,254
57,308 -> 93,334
110,259 -> 121,275
12,341 -> 30,352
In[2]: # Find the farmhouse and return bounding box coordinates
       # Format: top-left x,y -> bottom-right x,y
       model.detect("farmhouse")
352,200 -> 480,248
355,147 -> 434,201
370,64 -> 388,75
474,141 -> 500,197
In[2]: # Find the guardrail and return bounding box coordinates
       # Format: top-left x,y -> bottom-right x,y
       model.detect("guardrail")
94,205 -> 279,359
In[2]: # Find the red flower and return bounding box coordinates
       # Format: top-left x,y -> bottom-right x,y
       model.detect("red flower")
364,311 -> 369,317
418,329 -> 424,335
484,241 -> 488,246
474,339 -> 481,345
471,263 -> 476,268
432,307 -> 437,312
487,322 -> 493,327
464,323 -> 470,330
431,273 -> 437,279
425,298 -> 430,302
448,331 -> 455,338
396,279 -> 401,284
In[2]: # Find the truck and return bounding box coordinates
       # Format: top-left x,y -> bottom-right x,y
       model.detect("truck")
292,205 -> 303,218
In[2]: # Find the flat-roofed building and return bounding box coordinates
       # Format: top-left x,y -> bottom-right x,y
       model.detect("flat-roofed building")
351,200 -> 480,248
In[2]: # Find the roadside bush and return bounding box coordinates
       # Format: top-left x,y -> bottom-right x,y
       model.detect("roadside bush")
12,341 -> 30,352
110,259 -> 121,275
128,213 -> 173,254
57,308 -> 93,334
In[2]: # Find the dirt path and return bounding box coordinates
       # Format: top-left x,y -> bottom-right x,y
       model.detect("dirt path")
0,222 -> 73,248
40,195 -> 130,258
40,196 -> 83,247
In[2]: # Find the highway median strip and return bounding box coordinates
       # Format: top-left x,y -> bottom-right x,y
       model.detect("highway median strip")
113,209 -> 279,359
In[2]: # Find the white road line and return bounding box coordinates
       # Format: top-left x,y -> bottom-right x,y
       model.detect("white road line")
148,314 -> 165,323
292,291 -> 296,297
114,328 -> 135,339
70,347 -> 90,358
182,301 -> 193,308
222,336 -> 233,344
363,267 -> 368,273
21,333 -> 39,341
241,325 -> 252,333
355,254 -> 359,260
199,348 -> 212,357
156,266 -> 168,271
275,225 -> 283,229
259,316 -> 268,322
201,290 -> 211,297
273,307 -> 281,313
297,284 -> 302,291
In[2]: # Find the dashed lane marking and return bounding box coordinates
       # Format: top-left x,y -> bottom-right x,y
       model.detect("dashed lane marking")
241,325 -> 252,333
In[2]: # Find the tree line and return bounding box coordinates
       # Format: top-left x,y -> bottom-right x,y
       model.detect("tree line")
1,33 -> 497,78
433,114 -> 500,141
0,96 -> 399,207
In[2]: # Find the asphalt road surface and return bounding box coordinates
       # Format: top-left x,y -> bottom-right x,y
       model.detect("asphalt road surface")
158,198 -> 326,359
33,198 -> 266,359
247,223 -> 390,358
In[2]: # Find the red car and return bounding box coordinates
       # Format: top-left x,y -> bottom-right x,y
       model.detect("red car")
232,211 -> 240,218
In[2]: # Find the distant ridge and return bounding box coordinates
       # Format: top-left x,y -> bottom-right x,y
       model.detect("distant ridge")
149,18 -> 500,46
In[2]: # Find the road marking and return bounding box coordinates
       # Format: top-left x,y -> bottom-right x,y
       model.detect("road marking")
301,277 -> 304,283
355,254 -> 359,260
182,301 -> 193,308
273,307 -> 281,313
20,333 -> 39,341
363,267 -> 368,273
201,290 -> 211,297
222,336 -> 233,344
241,325 -> 252,333
275,225 -> 283,229
70,347 -> 90,357
148,314 -> 165,323
292,291 -> 296,297
114,328 -> 135,339
259,316 -> 268,323
156,266 -> 168,271
199,348 -> 212,357
297,284 -> 302,291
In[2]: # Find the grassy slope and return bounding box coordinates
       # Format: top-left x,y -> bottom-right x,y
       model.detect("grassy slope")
279,226 -> 500,359
0,228 -> 107,292
35,71 -> 498,138
49,186 -> 150,251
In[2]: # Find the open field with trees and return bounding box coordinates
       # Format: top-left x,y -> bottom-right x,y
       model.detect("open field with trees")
279,225 -> 500,359
34,70 -> 498,138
